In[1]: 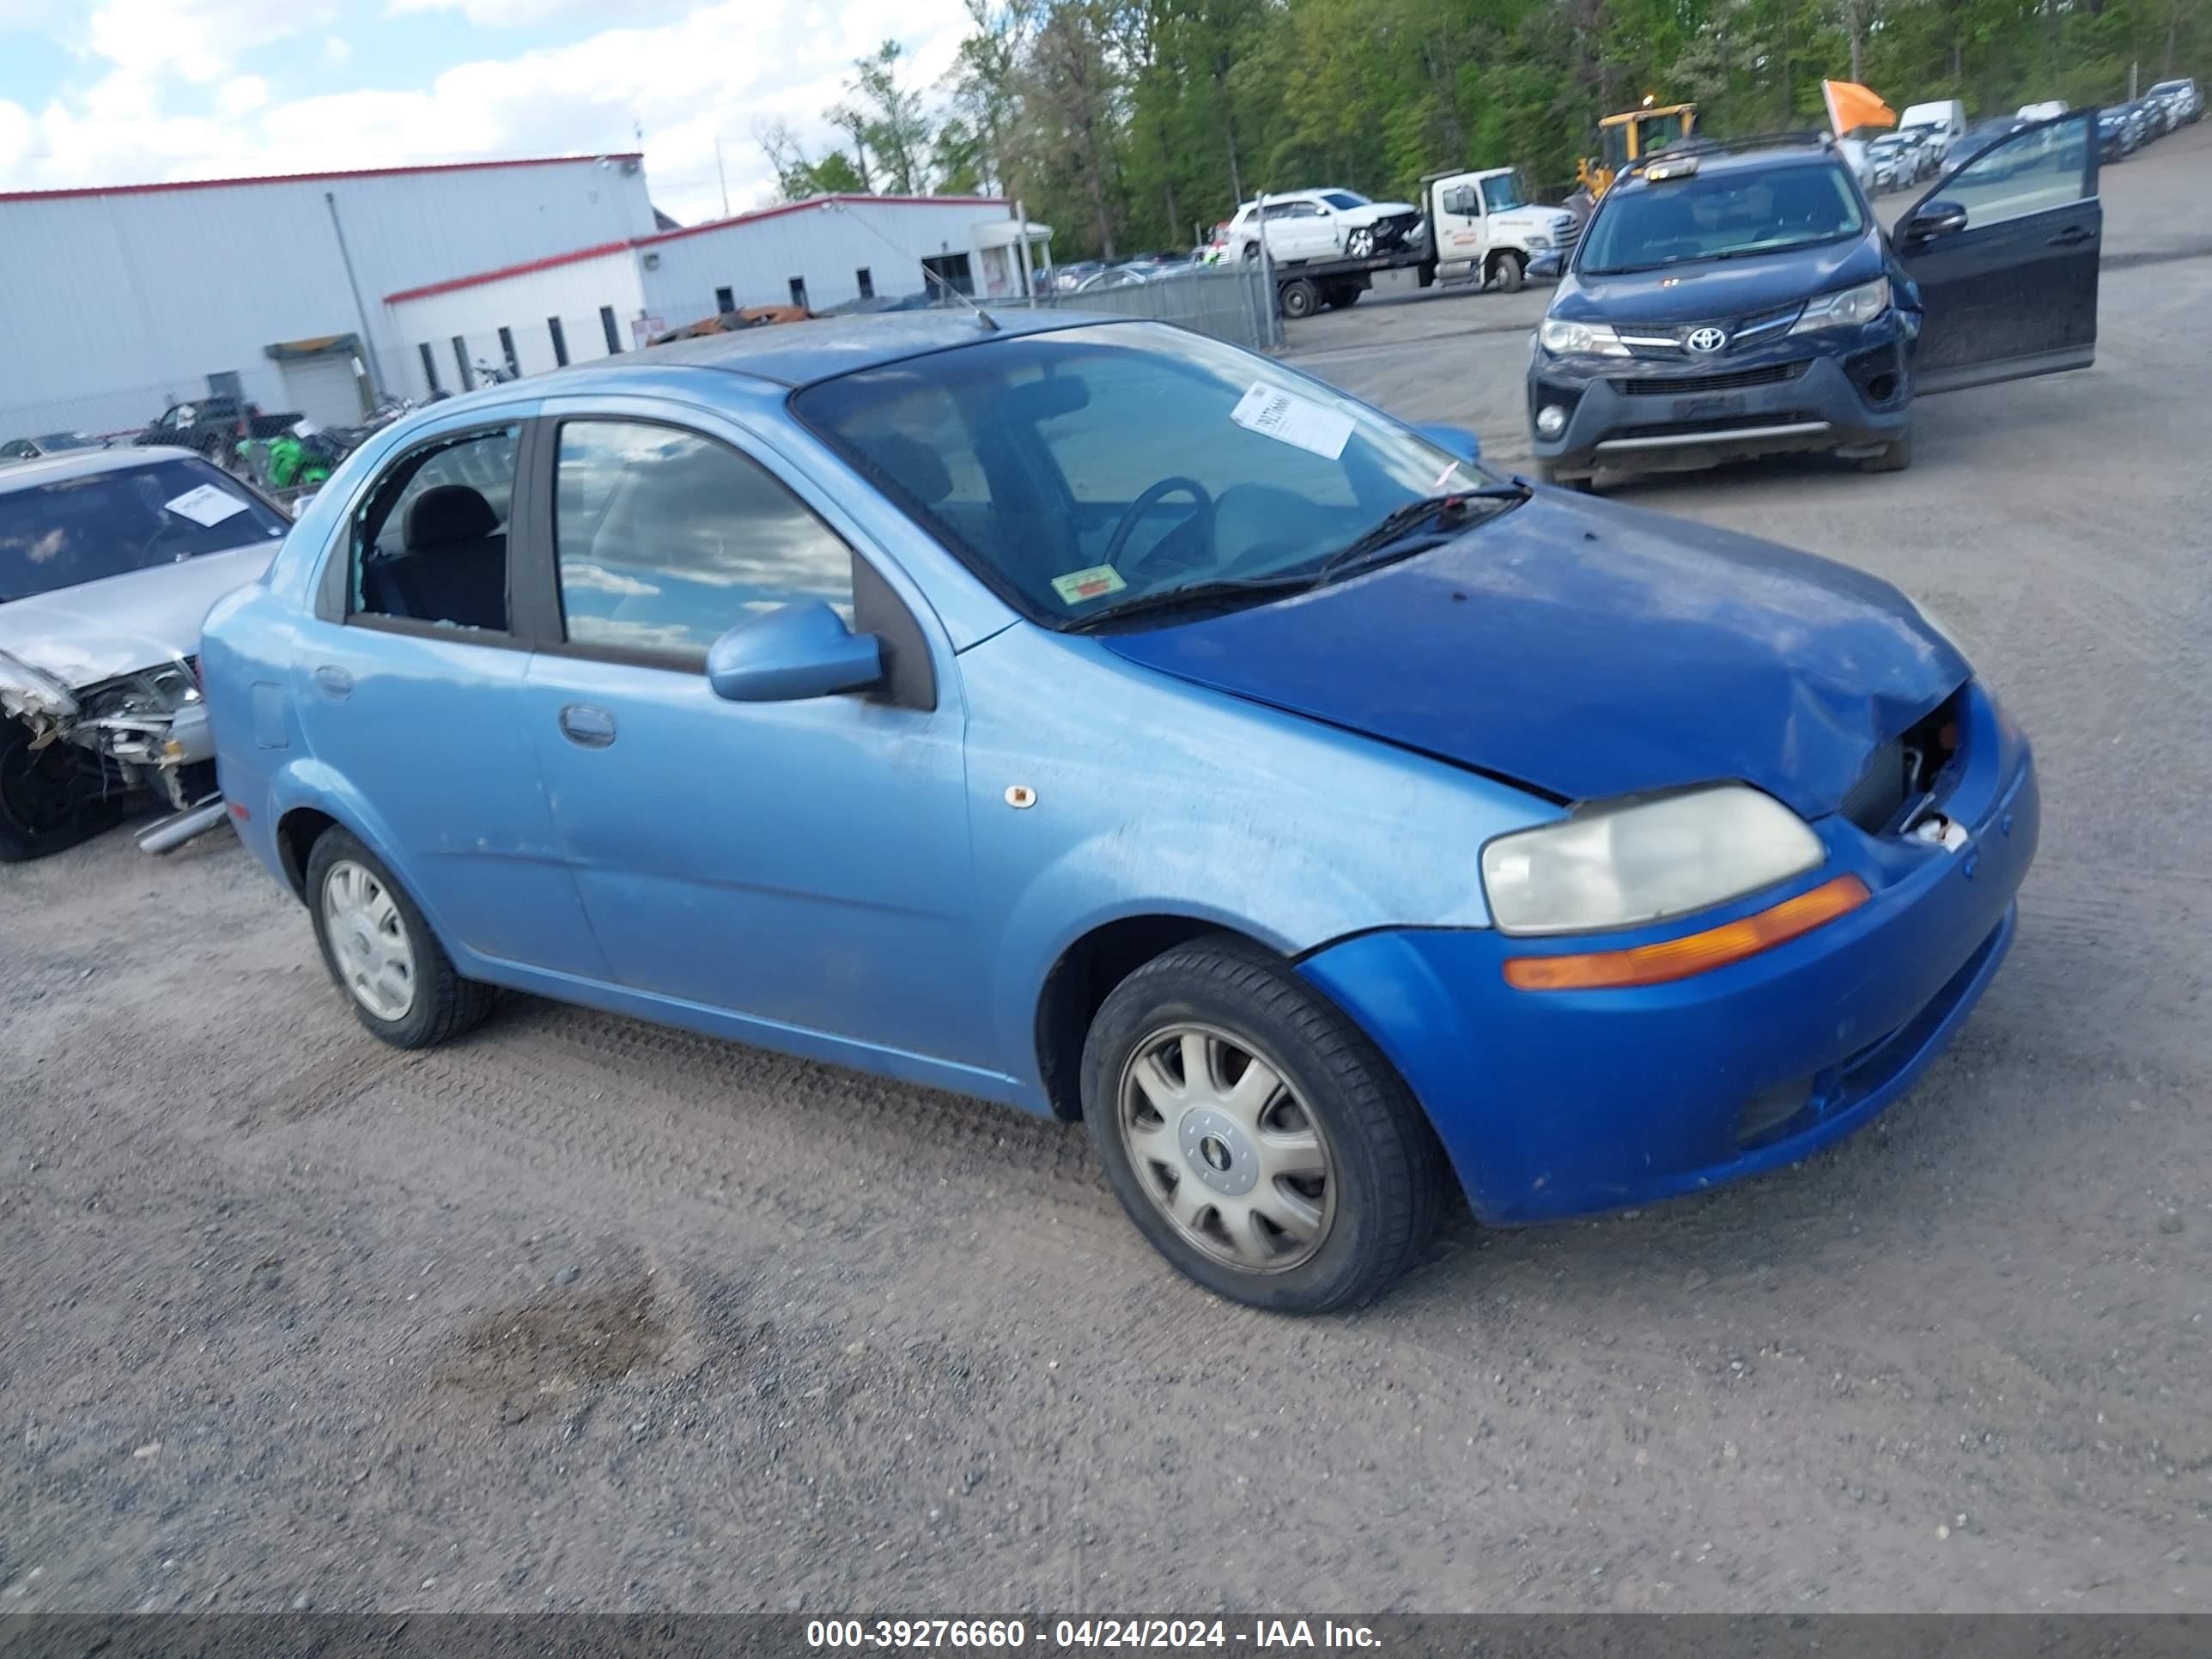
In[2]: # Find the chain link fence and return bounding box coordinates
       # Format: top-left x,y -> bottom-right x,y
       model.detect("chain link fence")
1033,264 -> 1279,351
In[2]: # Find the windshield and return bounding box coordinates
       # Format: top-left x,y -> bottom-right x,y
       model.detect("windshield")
1480,173 -> 1526,213
0,458 -> 288,604
1578,163 -> 1866,274
1319,191 -> 1368,210
36,433 -> 101,451
793,323 -> 1491,629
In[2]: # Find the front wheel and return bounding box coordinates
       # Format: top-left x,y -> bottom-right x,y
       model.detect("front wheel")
1082,937 -> 1446,1314
306,826 -> 495,1048
1344,226 -> 1376,258
0,720 -> 125,862
1490,251 -> 1526,294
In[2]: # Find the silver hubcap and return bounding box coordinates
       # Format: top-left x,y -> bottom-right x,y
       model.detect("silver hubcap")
322,860 -> 416,1022
1117,1024 -> 1335,1273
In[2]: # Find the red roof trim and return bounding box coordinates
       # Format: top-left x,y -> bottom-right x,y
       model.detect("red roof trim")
386,238 -> 640,304
0,152 -> 644,206
382,192 -> 1012,304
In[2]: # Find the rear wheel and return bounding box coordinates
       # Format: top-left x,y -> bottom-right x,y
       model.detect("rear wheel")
1082,936 -> 1445,1314
305,826 -> 495,1048
1279,277 -> 1321,321
1323,283 -> 1362,310
1490,250 -> 1526,294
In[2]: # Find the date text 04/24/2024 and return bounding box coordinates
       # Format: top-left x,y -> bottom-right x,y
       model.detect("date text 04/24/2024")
805,1620 -> 1382,1650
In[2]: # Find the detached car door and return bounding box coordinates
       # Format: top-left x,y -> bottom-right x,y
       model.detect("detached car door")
514,402 -> 989,1069
1895,110 -> 2100,393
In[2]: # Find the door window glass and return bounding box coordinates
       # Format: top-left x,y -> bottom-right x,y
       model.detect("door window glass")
351,425 -> 518,631
1941,113 -> 2090,229
554,421 -> 854,660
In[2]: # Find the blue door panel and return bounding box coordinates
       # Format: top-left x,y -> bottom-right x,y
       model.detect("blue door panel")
519,653 -> 989,1067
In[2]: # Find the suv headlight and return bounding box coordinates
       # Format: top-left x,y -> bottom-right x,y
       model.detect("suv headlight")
1480,785 -> 1826,936
1539,318 -> 1630,357
1790,276 -> 1891,333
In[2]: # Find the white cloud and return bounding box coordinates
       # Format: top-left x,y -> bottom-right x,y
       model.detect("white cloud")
216,74 -> 269,117
3,0 -> 975,225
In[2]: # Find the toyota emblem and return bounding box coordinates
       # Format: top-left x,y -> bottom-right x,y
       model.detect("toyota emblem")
1686,326 -> 1727,353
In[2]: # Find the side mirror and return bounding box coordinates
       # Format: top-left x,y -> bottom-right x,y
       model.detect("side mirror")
706,600 -> 882,703
1413,422 -> 1482,464
1443,185 -> 1478,217
1906,200 -> 1969,240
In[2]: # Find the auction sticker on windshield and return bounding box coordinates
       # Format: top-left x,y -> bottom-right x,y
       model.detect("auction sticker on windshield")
163,483 -> 249,528
1231,382 -> 1354,460
1051,564 -> 1128,605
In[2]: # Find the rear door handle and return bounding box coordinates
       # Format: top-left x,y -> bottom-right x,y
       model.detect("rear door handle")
2047,225 -> 2096,247
313,665 -> 352,698
558,703 -> 617,748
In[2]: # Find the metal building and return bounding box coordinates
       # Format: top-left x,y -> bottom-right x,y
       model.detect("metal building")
0,155 -> 656,440
383,194 -> 1054,397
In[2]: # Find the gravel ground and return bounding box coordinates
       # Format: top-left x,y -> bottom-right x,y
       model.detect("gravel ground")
4,126 -> 2209,1618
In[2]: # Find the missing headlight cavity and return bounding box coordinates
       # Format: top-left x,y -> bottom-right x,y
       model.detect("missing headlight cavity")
1838,685 -> 1969,836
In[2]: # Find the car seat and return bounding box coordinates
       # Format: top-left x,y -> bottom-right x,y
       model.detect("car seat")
366,483 -> 507,629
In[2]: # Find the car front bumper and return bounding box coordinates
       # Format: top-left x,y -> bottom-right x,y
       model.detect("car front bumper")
1526,312 -> 1915,477
1300,682 -> 2036,1225
1526,248 -> 1565,281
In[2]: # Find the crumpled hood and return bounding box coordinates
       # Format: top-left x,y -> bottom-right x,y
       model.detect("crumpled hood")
1098,495 -> 1970,819
1550,230 -> 1886,326
1346,200 -> 1419,223
0,543 -> 274,688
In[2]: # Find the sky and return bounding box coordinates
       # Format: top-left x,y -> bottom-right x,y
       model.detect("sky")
0,0 -> 975,223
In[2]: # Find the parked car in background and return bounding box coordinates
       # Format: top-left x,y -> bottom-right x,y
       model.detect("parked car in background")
1227,189 -> 1425,264
2016,100 -> 2069,123
134,394 -> 304,465
2119,100 -> 2158,149
202,311 -> 2037,1314
2146,77 -> 2200,124
1051,261 -> 1108,294
2097,105 -> 2133,161
2,431 -> 107,462
1865,133 -> 1914,190
1528,117 -> 2103,486
0,447 -> 291,860
1897,100 -> 1967,148
1945,115 -> 2026,167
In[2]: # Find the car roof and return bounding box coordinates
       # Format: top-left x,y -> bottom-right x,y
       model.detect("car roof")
495,309 -> 1132,395
1611,143 -> 1844,193
0,444 -> 203,492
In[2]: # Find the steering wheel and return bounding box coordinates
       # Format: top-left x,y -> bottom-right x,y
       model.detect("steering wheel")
1103,477 -> 1215,574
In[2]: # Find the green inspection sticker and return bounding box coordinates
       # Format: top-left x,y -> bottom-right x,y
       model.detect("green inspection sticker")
1051,564 -> 1128,605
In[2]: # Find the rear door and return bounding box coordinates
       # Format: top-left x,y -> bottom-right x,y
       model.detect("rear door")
1895,110 -> 2100,393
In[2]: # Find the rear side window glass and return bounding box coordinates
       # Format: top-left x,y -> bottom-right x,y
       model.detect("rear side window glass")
553,421 -> 854,662
350,425 -> 518,632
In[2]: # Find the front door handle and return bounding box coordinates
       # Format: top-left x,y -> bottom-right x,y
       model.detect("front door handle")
558,703 -> 617,748
313,665 -> 352,698
2047,225 -> 2096,247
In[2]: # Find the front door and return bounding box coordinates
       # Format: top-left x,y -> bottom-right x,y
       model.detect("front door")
295,410 -> 611,979
1896,110 -> 2101,393
514,404 -> 989,1069
1429,173 -> 1488,276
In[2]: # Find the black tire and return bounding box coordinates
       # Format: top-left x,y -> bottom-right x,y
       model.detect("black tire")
1240,241 -> 1261,262
1279,277 -> 1321,321
1324,283 -> 1362,310
0,719 -> 126,863
1081,935 -> 1446,1315
304,825 -> 495,1048
1533,457 -> 1595,492
1858,431 -> 1912,473
1491,250 -> 1526,294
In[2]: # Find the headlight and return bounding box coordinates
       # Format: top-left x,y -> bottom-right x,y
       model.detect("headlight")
1480,785 -> 1826,936
1539,317 -> 1630,357
1790,276 -> 1891,333
1523,232 -> 1551,249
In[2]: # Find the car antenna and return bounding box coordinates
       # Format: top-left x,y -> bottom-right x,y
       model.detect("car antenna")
817,198 -> 1000,331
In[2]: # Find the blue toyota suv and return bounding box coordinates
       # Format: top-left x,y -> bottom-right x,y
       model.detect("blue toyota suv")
1527,117 -> 2103,487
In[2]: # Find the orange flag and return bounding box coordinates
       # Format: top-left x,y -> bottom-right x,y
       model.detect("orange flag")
1823,79 -> 1898,134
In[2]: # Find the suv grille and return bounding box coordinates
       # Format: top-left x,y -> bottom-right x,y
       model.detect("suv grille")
1615,362 -> 1810,396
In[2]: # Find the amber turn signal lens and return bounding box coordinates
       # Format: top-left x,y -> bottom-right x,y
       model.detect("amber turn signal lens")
1503,873 -> 1872,992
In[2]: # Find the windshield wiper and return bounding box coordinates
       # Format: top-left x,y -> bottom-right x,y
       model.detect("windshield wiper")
1064,571 -> 1319,632
1311,485 -> 1528,581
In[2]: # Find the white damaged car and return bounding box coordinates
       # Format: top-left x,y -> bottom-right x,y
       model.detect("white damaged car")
0,447 -> 290,860
1227,188 -> 1426,264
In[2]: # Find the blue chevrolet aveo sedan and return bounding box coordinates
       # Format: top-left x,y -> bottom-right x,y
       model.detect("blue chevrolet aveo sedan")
202,313 -> 2037,1314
